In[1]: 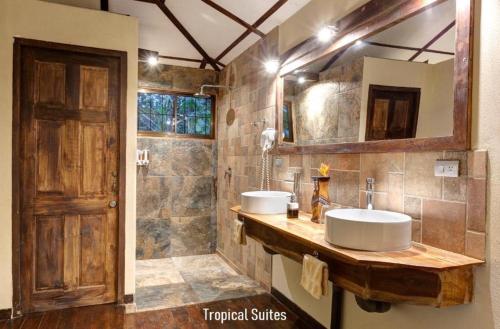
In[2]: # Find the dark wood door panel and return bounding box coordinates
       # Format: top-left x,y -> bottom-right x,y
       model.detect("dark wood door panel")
79,214 -> 107,287
31,200 -> 109,215
79,66 -> 109,112
34,216 -> 65,291
35,120 -> 65,196
80,124 -> 107,197
18,42 -> 121,313
33,61 -> 66,108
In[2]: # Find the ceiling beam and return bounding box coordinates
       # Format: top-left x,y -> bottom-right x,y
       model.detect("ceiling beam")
215,0 -> 288,62
365,41 -> 454,56
139,48 -> 225,67
160,55 -> 202,63
408,20 -> 455,61
100,0 -> 109,11
320,48 -> 348,72
200,0 -> 265,38
135,0 -> 220,71
160,55 -> 224,67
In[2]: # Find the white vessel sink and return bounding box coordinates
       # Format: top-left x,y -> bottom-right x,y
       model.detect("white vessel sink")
241,191 -> 291,215
325,209 -> 411,251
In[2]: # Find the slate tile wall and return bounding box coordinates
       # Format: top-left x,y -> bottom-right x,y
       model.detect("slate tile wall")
136,63 -> 219,260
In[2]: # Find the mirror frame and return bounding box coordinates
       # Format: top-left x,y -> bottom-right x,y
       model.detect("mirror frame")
274,0 -> 474,154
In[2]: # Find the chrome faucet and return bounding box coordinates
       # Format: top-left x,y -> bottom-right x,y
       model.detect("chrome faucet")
366,178 -> 375,210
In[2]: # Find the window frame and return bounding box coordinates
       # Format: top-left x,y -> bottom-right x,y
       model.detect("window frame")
282,100 -> 294,143
137,87 -> 216,140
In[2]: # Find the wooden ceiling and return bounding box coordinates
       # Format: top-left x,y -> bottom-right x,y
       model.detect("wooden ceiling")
108,0 -> 310,70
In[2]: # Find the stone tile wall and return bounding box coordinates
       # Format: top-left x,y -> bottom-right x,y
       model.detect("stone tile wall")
290,57 -> 363,145
136,63 -> 219,260
216,29 -> 280,289
136,138 -> 217,259
216,27 -> 487,274
138,62 -> 218,92
272,150 -> 487,259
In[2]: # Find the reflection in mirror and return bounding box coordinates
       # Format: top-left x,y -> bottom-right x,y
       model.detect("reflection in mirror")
281,0 -> 456,145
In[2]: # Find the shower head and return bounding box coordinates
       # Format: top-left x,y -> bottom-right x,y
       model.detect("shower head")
194,91 -> 210,98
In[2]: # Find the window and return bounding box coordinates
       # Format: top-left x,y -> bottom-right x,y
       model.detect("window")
138,89 -> 215,138
282,100 -> 294,142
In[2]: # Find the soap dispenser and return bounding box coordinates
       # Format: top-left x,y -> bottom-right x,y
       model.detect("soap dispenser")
287,193 -> 299,219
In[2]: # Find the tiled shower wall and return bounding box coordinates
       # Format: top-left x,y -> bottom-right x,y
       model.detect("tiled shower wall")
216,27 -> 487,288
216,29 -> 280,289
136,63 -> 218,260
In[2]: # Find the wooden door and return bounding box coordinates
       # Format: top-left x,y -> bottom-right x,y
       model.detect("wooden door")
17,41 -> 122,313
365,85 -> 421,141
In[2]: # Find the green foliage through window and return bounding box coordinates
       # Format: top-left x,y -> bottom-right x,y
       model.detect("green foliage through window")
138,91 -> 214,137
282,101 -> 294,142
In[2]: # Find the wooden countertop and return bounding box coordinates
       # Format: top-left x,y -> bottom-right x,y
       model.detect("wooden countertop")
231,206 -> 482,271
232,205 -> 483,307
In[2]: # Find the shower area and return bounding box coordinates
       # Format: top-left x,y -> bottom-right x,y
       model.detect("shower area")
134,62 -> 264,311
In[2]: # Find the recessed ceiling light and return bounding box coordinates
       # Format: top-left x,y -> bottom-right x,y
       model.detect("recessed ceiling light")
264,59 -> 280,74
317,27 -> 334,43
298,76 -> 306,84
355,40 -> 363,46
148,56 -> 158,66
317,26 -> 338,43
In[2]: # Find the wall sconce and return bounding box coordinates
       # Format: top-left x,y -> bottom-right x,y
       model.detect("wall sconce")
136,149 -> 150,167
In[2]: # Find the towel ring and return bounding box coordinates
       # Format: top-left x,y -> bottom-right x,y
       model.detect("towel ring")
313,250 -> 319,258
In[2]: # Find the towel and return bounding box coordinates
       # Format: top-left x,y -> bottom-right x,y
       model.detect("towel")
232,219 -> 247,246
300,254 -> 329,299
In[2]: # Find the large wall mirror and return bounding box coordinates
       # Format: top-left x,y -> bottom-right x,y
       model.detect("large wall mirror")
276,0 -> 473,154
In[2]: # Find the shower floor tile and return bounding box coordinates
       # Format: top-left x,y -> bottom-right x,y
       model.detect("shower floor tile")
135,254 -> 266,312
136,258 -> 184,288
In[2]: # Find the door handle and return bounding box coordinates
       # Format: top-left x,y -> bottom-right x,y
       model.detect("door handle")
109,200 -> 118,208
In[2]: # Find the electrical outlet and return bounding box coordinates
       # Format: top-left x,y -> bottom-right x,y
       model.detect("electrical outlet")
434,160 -> 460,177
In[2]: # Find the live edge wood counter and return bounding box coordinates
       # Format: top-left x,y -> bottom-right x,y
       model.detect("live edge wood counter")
231,206 -> 484,307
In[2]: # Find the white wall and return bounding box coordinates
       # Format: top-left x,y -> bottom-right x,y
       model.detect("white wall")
275,0 -> 500,328
273,256 -> 333,327
41,0 -> 100,10
359,57 -> 454,141
0,0 -> 138,310
278,0 -> 370,53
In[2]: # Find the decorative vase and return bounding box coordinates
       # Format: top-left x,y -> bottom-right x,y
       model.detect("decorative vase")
311,176 -> 330,223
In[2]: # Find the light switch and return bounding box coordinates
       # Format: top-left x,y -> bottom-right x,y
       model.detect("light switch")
434,160 -> 460,177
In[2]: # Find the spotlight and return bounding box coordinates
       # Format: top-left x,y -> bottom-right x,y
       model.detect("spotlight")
298,76 -> 306,84
318,25 -> 338,43
317,27 -> 334,43
147,56 -> 158,66
264,59 -> 280,74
